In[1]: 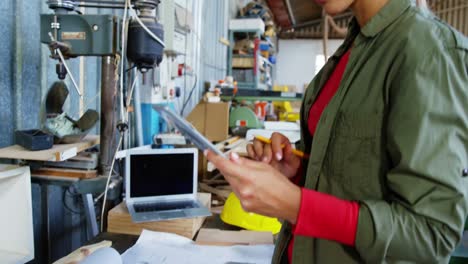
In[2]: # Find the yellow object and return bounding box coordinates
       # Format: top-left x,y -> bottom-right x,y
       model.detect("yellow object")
221,193 -> 282,234
277,102 -> 300,122
254,135 -> 309,159
273,85 -> 300,122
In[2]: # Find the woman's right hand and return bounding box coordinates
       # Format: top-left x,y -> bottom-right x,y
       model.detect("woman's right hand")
246,132 -> 301,179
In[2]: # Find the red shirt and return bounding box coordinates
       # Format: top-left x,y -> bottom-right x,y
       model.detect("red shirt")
287,50 -> 360,263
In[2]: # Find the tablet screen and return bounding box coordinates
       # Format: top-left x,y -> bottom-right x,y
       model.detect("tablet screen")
152,105 -> 226,158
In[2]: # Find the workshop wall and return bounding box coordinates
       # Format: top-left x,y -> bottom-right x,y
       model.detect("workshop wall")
276,39 -> 343,92
193,0 -> 230,115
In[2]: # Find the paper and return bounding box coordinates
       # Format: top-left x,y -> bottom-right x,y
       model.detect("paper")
0,165 -> 34,264
122,230 -> 274,264
264,121 -> 300,131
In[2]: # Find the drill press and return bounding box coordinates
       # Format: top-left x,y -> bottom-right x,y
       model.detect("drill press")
40,0 -> 165,175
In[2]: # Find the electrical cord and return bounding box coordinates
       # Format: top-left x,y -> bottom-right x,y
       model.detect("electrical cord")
125,64 -> 137,73
127,0 -> 166,48
181,74 -> 198,116
126,74 -> 139,108
119,0 -> 129,123
100,134 -> 123,232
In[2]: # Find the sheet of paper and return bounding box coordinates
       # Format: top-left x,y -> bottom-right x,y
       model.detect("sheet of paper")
121,230 -> 274,264
264,121 -> 300,131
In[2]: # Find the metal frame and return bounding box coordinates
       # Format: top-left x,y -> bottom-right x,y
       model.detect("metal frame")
227,28 -> 274,90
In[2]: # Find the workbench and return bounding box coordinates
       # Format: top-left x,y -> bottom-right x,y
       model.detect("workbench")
0,136 -> 105,263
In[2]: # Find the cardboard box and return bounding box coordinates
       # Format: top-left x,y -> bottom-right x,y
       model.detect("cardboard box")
187,101 -> 230,142
107,193 -> 211,239
229,18 -> 265,34
0,165 -> 34,263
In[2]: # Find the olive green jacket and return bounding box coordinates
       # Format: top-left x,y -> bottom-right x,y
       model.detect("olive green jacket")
272,0 -> 468,263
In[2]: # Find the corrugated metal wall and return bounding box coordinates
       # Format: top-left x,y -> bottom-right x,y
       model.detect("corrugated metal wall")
430,0 -> 467,35
190,0 -> 229,114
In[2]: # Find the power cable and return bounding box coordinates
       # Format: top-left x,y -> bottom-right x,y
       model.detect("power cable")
181,74 -> 198,116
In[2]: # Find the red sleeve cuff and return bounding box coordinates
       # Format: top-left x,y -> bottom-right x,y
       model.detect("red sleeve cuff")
293,188 -> 360,246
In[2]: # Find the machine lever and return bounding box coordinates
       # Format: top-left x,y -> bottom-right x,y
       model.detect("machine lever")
48,32 -> 83,98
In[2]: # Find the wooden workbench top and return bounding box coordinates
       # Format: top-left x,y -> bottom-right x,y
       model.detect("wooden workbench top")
0,135 -> 99,162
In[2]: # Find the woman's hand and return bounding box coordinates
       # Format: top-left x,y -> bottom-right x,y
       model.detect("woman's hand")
246,132 -> 301,179
205,150 -> 301,224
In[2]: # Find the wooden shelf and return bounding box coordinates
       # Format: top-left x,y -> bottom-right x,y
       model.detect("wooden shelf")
0,135 -> 99,162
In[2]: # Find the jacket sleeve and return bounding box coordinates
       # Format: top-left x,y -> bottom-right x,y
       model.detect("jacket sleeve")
354,46 -> 468,263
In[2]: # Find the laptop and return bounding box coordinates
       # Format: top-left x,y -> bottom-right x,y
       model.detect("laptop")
125,148 -> 211,223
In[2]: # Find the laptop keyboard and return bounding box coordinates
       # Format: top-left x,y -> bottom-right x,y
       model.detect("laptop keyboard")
134,200 -> 198,213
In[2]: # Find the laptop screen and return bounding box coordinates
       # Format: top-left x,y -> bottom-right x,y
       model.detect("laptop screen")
130,153 -> 194,198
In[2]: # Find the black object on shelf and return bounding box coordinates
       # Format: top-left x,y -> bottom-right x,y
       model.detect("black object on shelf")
15,129 -> 54,151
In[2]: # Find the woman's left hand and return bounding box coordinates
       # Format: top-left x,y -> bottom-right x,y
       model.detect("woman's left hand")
205,150 -> 302,224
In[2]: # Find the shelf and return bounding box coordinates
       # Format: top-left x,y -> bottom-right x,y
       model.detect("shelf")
0,135 -> 100,162
220,88 -> 303,101
228,26 -> 275,91
232,56 -> 255,69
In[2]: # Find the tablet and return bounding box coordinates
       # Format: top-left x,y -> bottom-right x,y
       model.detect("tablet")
152,105 -> 226,158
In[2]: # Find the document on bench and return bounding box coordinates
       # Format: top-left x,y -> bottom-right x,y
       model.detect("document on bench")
122,229 -> 275,264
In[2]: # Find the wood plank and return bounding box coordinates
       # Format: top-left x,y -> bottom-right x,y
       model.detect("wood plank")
107,193 -> 211,239
31,168 -> 97,179
0,136 -> 99,162
195,228 -> 274,246
210,206 -> 224,215
199,183 -> 231,199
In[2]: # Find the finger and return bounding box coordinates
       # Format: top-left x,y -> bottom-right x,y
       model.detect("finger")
246,144 -> 256,160
252,140 -> 265,161
205,150 -> 246,181
271,132 -> 289,161
205,150 -> 231,172
262,143 -> 273,163
230,152 -> 265,168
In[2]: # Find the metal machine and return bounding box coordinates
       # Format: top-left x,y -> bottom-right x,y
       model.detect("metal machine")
38,0 -> 167,249
40,0 -> 165,175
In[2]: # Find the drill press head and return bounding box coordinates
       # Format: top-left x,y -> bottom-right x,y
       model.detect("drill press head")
127,0 -> 164,71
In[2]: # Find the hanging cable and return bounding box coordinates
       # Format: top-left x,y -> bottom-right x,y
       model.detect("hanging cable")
100,135 -> 123,232
119,0 -> 129,123
181,74 -> 198,116
126,74 -> 139,108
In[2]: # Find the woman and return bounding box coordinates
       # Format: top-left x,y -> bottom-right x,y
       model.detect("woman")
206,0 -> 467,263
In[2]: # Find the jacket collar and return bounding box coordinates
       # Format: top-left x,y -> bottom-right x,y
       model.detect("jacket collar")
360,0 -> 412,37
